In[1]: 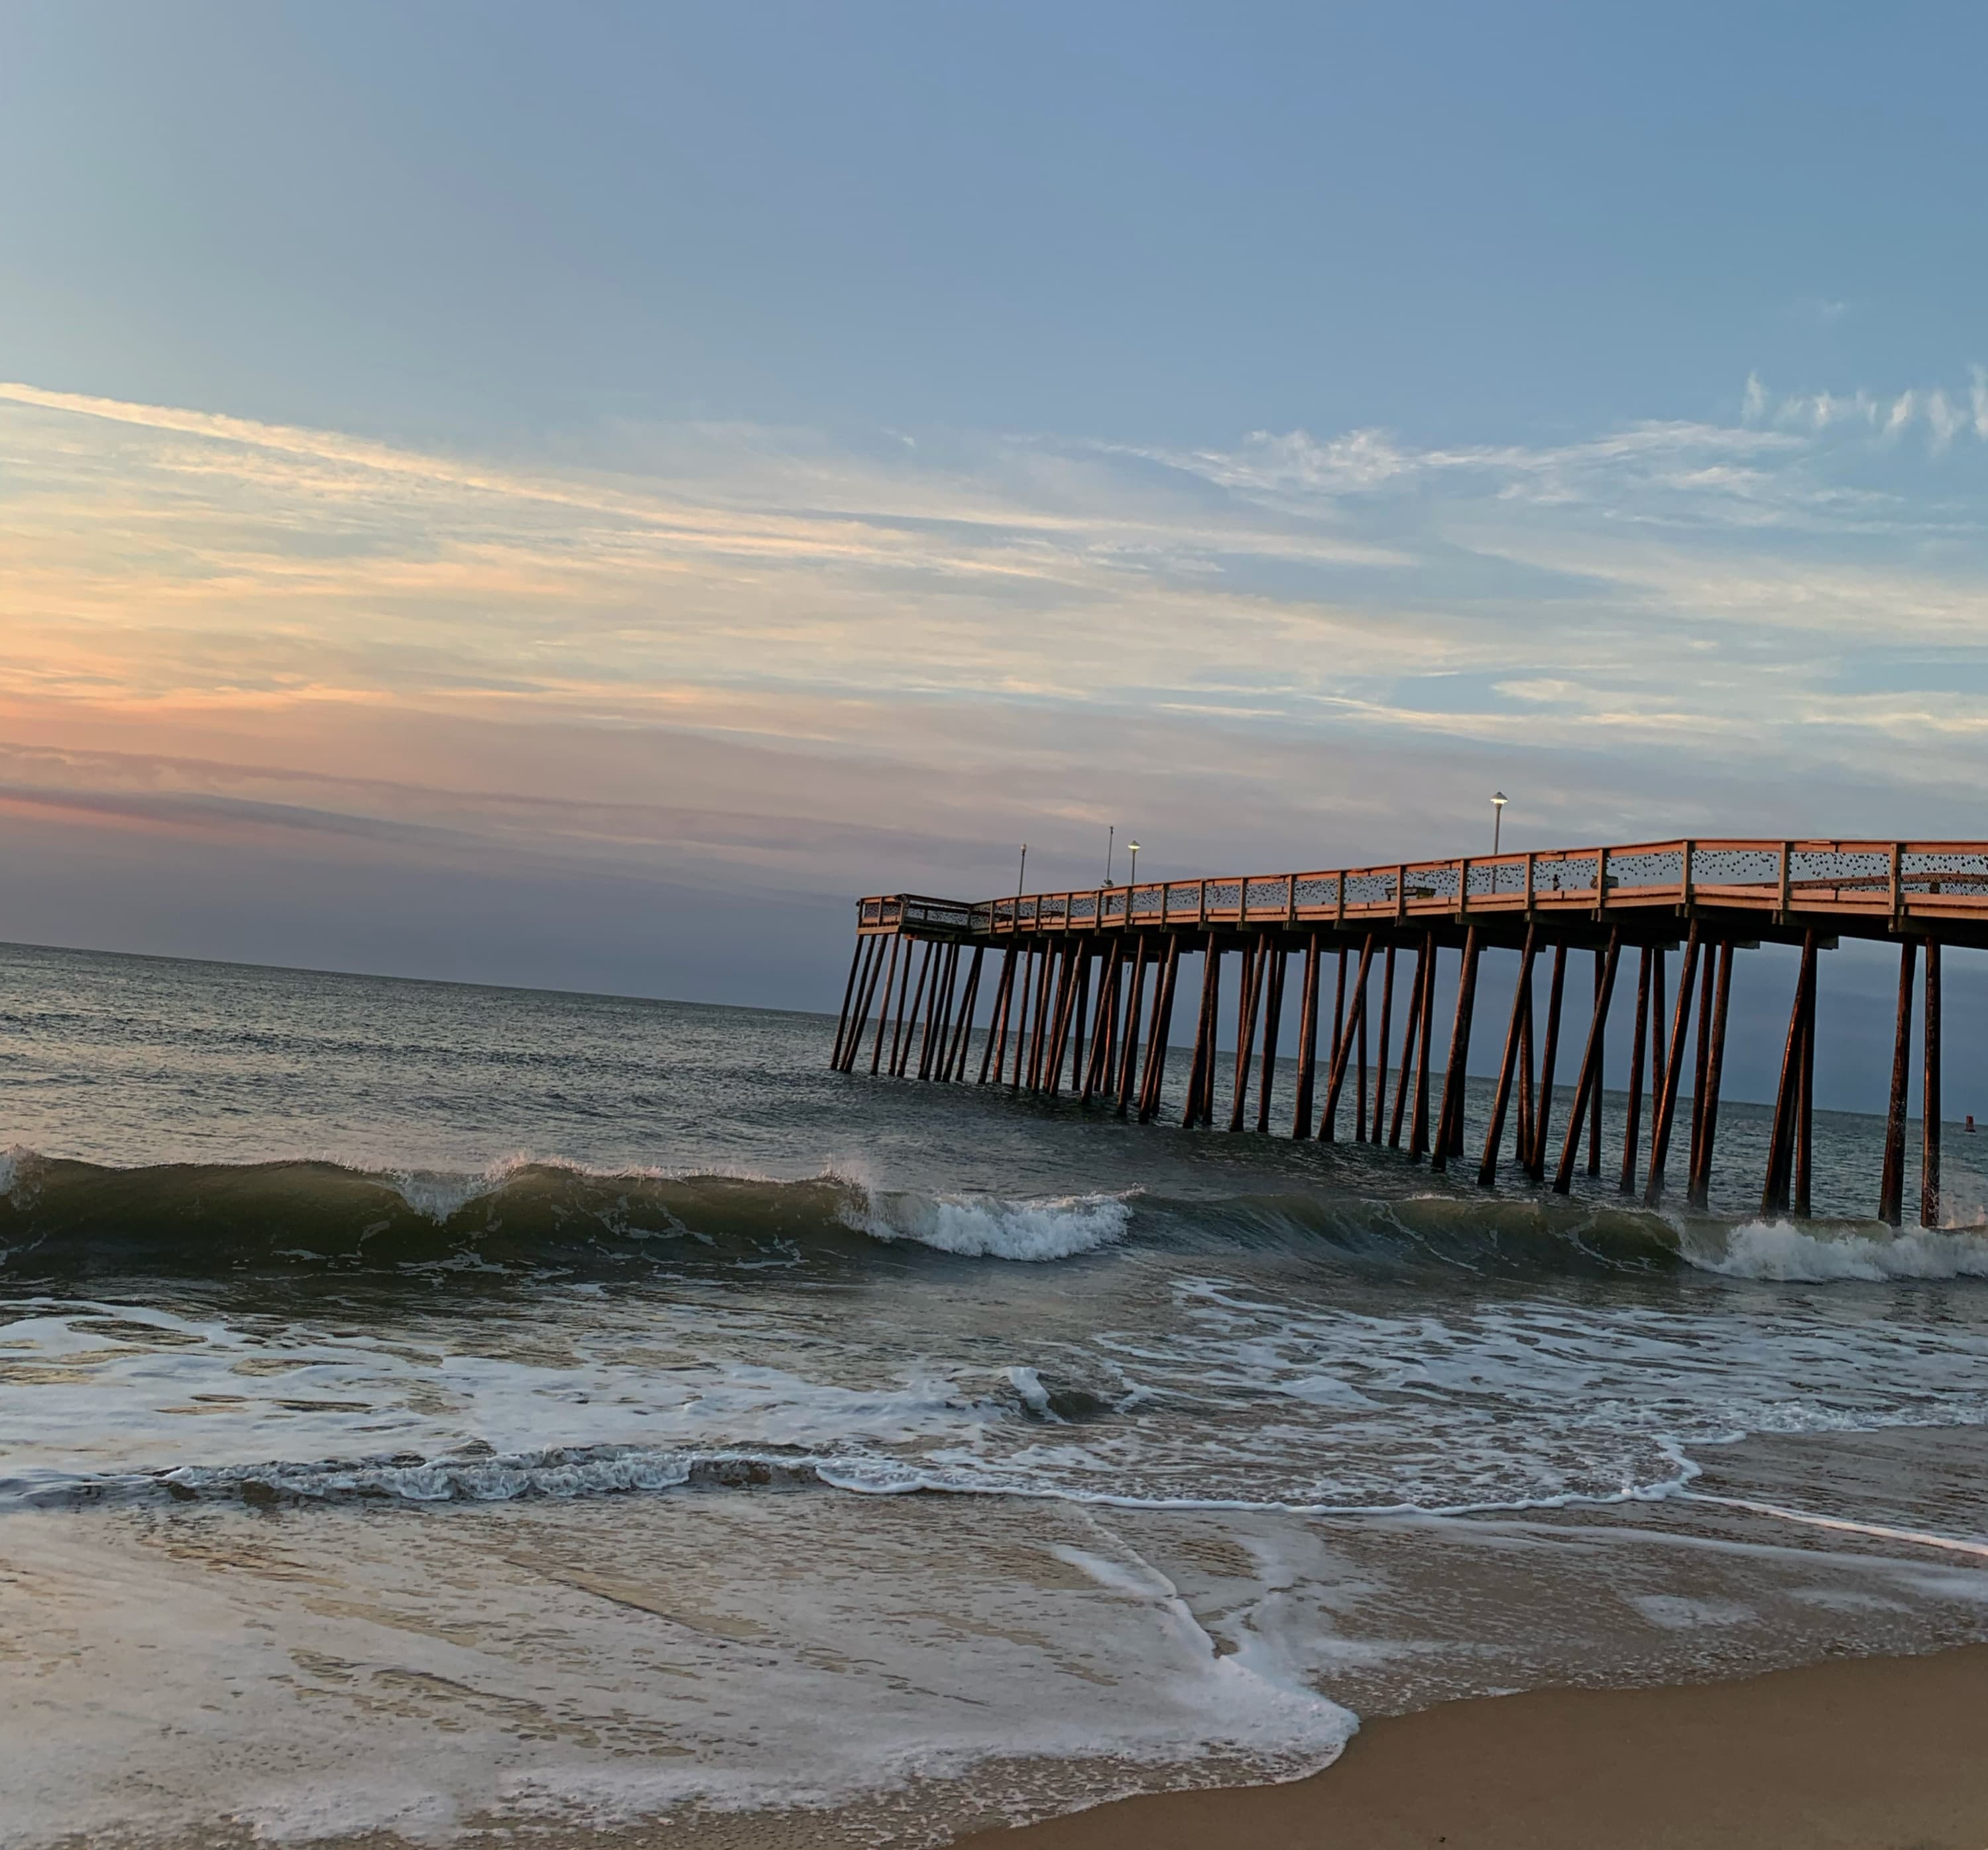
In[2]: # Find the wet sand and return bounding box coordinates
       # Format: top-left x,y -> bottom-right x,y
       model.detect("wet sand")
956,1643 -> 1988,1850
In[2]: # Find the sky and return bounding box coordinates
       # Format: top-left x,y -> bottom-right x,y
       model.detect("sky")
2,2 -> 1987,1107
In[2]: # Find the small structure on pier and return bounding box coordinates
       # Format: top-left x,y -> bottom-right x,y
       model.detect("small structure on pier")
830,840 -> 1986,1226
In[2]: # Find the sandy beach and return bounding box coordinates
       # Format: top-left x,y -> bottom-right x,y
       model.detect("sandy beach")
959,1643 -> 1988,1850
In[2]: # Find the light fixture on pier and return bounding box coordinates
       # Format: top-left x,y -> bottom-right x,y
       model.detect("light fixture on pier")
1491,791 -> 1509,855
1128,840 -> 1141,887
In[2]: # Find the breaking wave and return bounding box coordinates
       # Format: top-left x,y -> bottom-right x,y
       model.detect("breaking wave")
1,1147 -> 1985,1284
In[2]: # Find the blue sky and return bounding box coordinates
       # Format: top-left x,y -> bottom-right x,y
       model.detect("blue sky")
1,2 -> 1985,1107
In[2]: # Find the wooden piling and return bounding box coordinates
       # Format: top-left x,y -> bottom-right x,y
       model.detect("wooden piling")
1328,946 -> 1348,1094
1687,943 -> 1732,1209
1586,950 -> 1606,1176
1027,941 -> 1060,1090
1760,934 -> 1813,1215
839,937 -> 882,1073
1650,946 -> 1668,1111
1410,931 -> 1436,1160
1256,939 -> 1287,1135
1879,939 -> 1917,1226
830,938 -> 866,1070
1291,932 -> 1322,1138
1552,931 -> 1620,1193
1686,944 -> 1715,1187
1922,940 -> 1942,1228
919,941 -> 957,1080
1431,927 -> 1481,1170
947,947 -> 984,1080
1354,945 -> 1372,1141
1185,936 -> 1220,1127
1229,937 -> 1266,1132
901,941 -> 938,1078
1794,939 -> 1817,1218
1008,945 -> 1037,1088
1319,934 -> 1376,1141
1201,938 -> 1224,1126
1370,941 -> 1397,1143
1619,946 -> 1651,1192
981,946 -> 1016,1084
1117,939 -> 1151,1114
1389,939 -> 1425,1149
1643,925 -> 1702,1207
1527,945 -> 1567,1181
1478,927 -> 1539,1186
1140,937 -> 1181,1122
871,935 -> 904,1076
1082,943 -> 1120,1100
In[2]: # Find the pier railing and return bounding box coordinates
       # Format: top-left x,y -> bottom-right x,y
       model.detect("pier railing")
858,840 -> 1988,941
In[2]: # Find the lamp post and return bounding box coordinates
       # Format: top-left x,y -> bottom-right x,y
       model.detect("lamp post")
1491,791 -> 1509,856
1128,840 -> 1140,888
1104,823 -> 1114,886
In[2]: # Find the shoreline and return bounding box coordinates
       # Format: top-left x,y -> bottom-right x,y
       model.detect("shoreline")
955,1641 -> 1988,1850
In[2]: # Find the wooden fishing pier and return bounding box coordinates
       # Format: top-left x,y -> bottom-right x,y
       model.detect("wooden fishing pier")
829,840 -> 1988,1225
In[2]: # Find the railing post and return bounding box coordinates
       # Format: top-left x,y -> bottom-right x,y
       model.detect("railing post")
1778,840 -> 1792,921
1681,840 -> 1696,910
1595,846 -> 1609,916
1889,842 -> 1903,921
1524,852 -> 1535,914
1396,863 -> 1407,921
1335,870 -> 1346,924
1457,858 -> 1471,919
1287,872 -> 1297,923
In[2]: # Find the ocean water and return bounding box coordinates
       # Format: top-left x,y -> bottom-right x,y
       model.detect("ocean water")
3,939 -> 1988,1849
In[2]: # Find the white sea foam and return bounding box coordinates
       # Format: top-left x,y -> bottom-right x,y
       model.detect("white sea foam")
848,1188 -> 1132,1260
1694,1220 -> 1988,1283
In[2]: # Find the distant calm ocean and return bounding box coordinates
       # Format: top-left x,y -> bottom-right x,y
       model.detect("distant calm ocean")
5,939 -> 1988,1848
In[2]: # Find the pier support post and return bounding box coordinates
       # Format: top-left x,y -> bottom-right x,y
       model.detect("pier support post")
1410,931 -> 1436,1160
1553,931 -> 1621,1193
1185,935 -> 1220,1127
1686,943 -> 1732,1208
1256,938 -> 1287,1134
1794,937 -> 1817,1217
1587,951 -> 1606,1175
1328,946 -> 1348,1097
1686,943 -> 1715,1185
1318,934 -> 1376,1141
1526,945 -> 1567,1181
1619,947 -> 1651,1192
1229,935 -> 1267,1132
1922,941 -> 1942,1228
947,947 -> 984,1081
899,941 -> 937,1077
1354,944 -> 1372,1141
1291,932 -> 1322,1138
1140,937 -> 1181,1122
830,938 -> 866,1070
981,947 -> 1016,1084
1645,925 -> 1702,1207
1116,940 -> 1151,1114
1478,927 -> 1539,1186
1008,945 -> 1037,1088
1390,937 -> 1426,1149
1433,927 -> 1482,1168
871,936 -> 904,1076
838,937 -> 880,1073
1760,933 -> 1814,1216
1370,941 -> 1397,1143
1879,939 -> 1918,1225
1082,943 -> 1120,1100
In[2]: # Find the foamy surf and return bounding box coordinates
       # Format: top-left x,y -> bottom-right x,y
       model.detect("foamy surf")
843,1186 -> 1133,1260
1690,1220 -> 1988,1283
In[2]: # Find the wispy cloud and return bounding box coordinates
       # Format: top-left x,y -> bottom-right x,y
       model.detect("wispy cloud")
3,371 -> 1988,915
